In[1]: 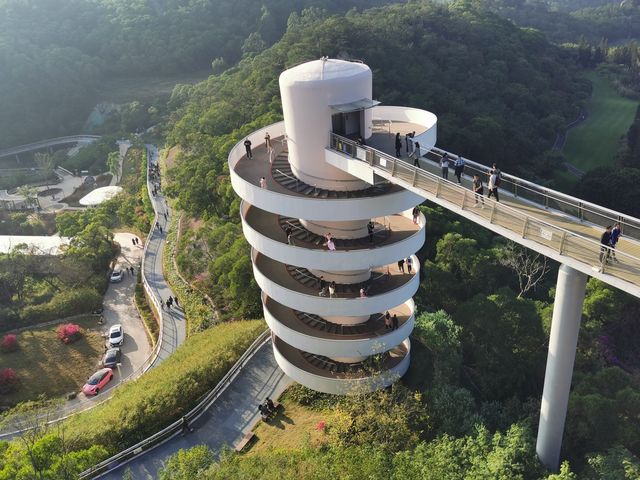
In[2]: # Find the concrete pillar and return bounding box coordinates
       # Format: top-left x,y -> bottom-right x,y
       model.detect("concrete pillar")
536,264 -> 588,471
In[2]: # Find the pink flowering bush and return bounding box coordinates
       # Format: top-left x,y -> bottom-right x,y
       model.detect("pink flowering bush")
0,334 -> 18,353
315,420 -> 326,432
0,368 -> 18,393
57,323 -> 82,344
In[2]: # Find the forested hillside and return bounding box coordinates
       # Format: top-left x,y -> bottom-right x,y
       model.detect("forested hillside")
166,0 -> 586,220
482,0 -> 640,44
0,0 -> 391,148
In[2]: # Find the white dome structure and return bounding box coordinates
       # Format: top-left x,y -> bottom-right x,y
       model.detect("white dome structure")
229,58 -> 437,394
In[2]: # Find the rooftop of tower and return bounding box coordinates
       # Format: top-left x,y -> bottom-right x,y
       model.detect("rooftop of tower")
279,58 -> 370,84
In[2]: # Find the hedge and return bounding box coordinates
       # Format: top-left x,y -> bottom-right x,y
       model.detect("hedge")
19,288 -> 102,326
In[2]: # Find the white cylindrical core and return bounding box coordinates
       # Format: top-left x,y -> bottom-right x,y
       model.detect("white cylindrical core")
280,59 -> 373,191
300,219 -> 369,239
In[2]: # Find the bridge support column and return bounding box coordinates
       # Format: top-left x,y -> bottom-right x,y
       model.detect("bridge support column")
536,264 -> 587,471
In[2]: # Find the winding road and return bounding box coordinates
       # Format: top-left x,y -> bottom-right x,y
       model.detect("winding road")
0,143 -> 186,438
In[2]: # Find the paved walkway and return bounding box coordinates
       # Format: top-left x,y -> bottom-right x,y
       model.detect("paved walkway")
144,145 -> 186,363
100,340 -> 292,479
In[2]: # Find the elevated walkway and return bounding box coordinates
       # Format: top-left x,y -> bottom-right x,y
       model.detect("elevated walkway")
0,135 -> 100,158
327,132 -> 640,299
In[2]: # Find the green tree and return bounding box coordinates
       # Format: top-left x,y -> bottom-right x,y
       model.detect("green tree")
159,445 -> 215,480
106,151 -> 120,183
329,386 -> 429,453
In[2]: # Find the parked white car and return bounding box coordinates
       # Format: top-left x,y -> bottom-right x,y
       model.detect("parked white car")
110,269 -> 124,283
108,324 -> 124,347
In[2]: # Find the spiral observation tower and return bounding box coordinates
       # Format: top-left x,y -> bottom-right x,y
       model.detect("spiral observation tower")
229,58 -> 437,394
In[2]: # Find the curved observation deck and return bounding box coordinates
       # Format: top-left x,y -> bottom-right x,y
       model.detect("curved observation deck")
229,122 -> 425,221
273,336 -> 410,395
263,295 -> 415,357
241,201 -> 425,271
252,250 -> 420,317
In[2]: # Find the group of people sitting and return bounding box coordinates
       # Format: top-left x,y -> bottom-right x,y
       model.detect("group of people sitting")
257,397 -> 278,421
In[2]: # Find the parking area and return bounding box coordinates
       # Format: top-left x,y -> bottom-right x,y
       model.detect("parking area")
78,232 -> 152,401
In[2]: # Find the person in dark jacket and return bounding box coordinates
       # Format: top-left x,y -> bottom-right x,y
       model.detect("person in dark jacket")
599,225 -> 613,267
395,133 -> 402,157
609,223 -> 621,263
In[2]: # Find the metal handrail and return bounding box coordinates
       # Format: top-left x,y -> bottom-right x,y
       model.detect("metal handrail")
274,168 -> 299,188
428,147 -> 640,236
78,330 -> 270,479
330,133 -> 640,276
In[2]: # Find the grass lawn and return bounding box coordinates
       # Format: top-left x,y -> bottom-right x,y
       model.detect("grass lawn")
563,71 -> 639,171
248,397 -> 335,455
0,316 -> 105,406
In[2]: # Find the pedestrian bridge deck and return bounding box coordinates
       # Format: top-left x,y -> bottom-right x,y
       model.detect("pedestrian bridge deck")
329,127 -> 640,299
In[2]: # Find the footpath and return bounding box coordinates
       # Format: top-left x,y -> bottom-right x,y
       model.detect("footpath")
143,145 -> 186,364
100,339 -> 292,479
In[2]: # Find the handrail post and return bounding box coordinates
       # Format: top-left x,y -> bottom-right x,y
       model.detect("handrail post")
435,179 -> 441,198
579,202 -> 584,222
489,202 -> 497,224
514,182 -> 518,198
521,217 -> 529,238
558,231 -> 567,255
461,190 -> 467,209
412,168 -> 418,187
545,194 -> 549,210
391,159 -> 397,176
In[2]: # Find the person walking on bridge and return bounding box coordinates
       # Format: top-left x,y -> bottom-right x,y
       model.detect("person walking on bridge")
454,155 -> 465,183
413,142 -> 421,167
395,133 -> 402,157
472,175 -> 484,206
609,223 -> 621,263
599,225 -> 613,269
487,172 -> 499,202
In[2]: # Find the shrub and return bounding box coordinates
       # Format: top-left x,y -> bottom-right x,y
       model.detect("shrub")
0,368 -> 19,393
21,288 -> 102,326
0,334 -> 18,353
57,323 -> 82,344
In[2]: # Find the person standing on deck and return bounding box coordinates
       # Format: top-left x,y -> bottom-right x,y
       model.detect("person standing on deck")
395,133 -> 402,157
244,138 -> 252,159
440,153 -> 450,180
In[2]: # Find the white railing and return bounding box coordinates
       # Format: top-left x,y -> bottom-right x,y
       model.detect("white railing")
329,133 -> 640,288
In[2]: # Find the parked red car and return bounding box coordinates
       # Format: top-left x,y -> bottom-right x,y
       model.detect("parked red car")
82,368 -> 113,396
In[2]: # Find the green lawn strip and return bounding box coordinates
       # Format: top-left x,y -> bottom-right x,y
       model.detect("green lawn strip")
0,315 -> 104,406
134,271 -> 159,346
563,71 -> 639,171
63,319 -> 266,453
248,396 -> 335,455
